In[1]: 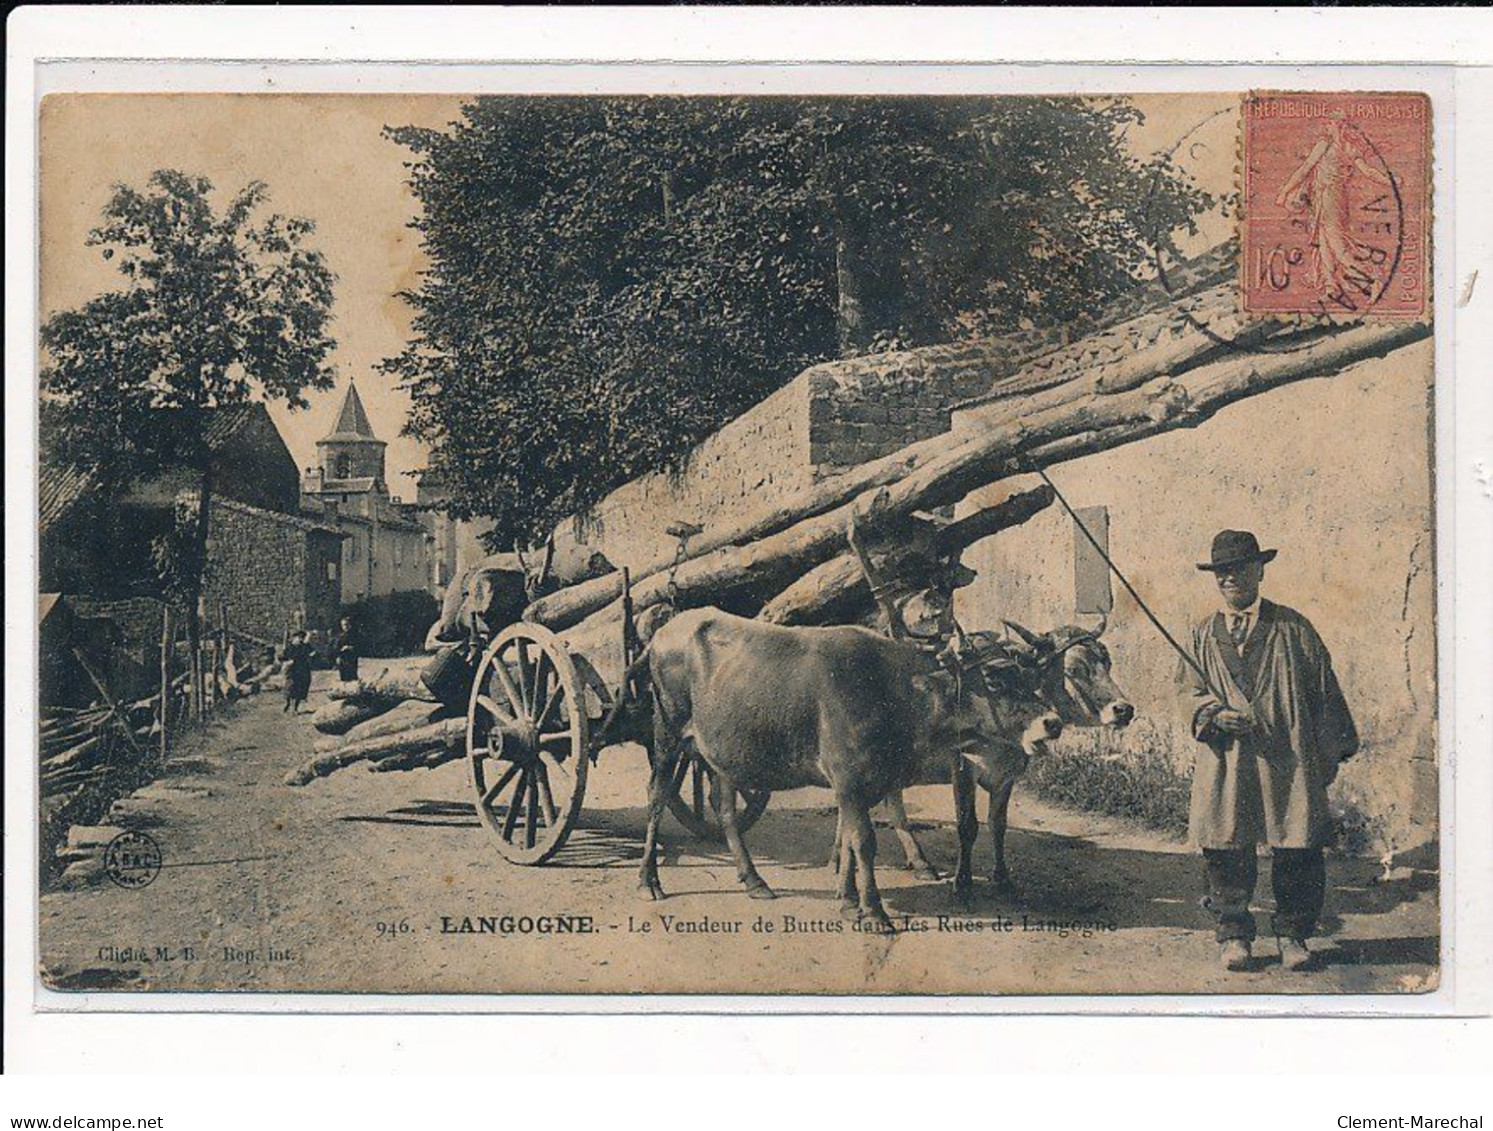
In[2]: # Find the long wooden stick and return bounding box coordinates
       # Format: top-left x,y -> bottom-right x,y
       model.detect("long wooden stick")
70,646 -> 144,758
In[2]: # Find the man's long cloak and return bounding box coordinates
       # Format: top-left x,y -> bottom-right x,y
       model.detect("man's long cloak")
1178,598 -> 1358,849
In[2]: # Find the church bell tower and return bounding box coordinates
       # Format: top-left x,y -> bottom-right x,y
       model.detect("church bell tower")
317,382 -> 387,484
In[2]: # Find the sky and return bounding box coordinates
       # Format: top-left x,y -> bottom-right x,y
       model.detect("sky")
40,93 -> 468,496
39,92 -> 1235,497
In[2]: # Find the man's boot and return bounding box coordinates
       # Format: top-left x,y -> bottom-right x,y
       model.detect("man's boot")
1220,939 -> 1251,972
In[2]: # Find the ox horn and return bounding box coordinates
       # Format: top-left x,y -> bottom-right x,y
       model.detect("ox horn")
1087,613 -> 1108,639
1002,619 -> 1041,648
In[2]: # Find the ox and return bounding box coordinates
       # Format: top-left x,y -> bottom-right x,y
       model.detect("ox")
867,619 -> 1133,901
639,608 -> 1062,932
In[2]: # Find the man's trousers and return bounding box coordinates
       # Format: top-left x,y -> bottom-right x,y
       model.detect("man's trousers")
1201,846 -> 1325,943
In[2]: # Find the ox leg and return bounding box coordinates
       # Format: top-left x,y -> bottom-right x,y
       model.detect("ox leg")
829,811 -> 843,874
884,790 -> 940,881
987,777 -> 1020,900
638,719 -> 682,901
836,816 -> 860,918
713,769 -> 774,899
952,758 -> 978,907
842,800 -> 893,933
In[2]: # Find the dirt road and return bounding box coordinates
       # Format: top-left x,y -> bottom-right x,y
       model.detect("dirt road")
39,686 -> 1439,998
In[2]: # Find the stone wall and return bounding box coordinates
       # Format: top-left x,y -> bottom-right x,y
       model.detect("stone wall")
549,377 -> 815,577
59,595 -> 167,703
951,339 -> 1438,853
803,344 -> 1016,472
69,596 -> 167,651
202,500 -> 343,641
547,339 -> 1052,576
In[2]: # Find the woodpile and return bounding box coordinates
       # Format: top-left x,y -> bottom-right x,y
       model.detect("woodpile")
553,314 -> 1429,690
40,704 -> 153,796
325,669 -> 435,709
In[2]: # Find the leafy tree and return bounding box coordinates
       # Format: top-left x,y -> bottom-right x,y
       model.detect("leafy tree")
383,96 -> 1209,546
41,170 -> 338,694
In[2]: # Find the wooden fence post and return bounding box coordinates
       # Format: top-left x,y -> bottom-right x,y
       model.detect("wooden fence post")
159,604 -> 174,762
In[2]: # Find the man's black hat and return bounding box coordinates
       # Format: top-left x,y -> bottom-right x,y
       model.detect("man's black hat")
1197,529 -> 1278,572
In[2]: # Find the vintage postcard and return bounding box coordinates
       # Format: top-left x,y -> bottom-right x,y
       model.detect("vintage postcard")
32,83 -> 1443,1002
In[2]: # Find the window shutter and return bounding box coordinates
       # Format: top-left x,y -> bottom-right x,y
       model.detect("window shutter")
1073,505 -> 1112,616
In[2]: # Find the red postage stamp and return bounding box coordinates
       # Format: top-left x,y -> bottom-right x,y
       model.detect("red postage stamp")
1241,91 -> 1430,320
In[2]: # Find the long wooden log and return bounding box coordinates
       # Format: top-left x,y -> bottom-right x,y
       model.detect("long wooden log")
326,670 -> 435,705
312,699 -> 451,754
284,717 -> 466,787
563,376 -> 1187,652
40,717 -> 106,747
41,708 -> 108,735
758,485 -> 1055,626
42,737 -> 102,774
560,318 -> 1429,683
311,700 -> 389,736
368,744 -> 466,774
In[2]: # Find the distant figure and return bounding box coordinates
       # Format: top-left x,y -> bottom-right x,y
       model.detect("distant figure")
282,631 -> 315,715
332,616 -> 359,683
1177,530 -> 1358,974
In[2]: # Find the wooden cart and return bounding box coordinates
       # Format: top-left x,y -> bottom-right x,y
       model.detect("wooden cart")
464,573 -> 769,865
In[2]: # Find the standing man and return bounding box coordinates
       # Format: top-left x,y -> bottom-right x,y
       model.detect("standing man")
281,630 -> 315,715
332,616 -> 359,683
1178,530 -> 1358,973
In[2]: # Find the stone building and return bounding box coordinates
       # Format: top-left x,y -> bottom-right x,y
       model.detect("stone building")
413,470 -> 494,606
39,402 -> 348,673
299,382 -> 433,604
200,497 -> 345,644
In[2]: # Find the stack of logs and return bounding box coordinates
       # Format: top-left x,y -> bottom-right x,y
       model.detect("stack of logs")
285,285 -> 1430,786
41,702 -> 154,799
284,667 -> 466,786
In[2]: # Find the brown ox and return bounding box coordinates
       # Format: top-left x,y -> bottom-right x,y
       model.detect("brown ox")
639,608 -> 1061,932
869,620 -> 1134,901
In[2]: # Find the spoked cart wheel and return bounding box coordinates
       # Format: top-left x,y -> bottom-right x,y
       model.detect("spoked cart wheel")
467,623 -> 590,864
659,749 -> 770,842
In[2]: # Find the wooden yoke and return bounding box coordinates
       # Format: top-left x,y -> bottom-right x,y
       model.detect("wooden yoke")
846,511 -> 909,640
845,496 -> 958,643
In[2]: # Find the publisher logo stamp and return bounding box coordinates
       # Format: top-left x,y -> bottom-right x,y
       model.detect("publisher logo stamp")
1242,92 -> 1430,320
103,831 -> 162,889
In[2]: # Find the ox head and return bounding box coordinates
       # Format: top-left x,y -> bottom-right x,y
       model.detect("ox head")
930,635 -> 1064,762
999,617 -> 1134,730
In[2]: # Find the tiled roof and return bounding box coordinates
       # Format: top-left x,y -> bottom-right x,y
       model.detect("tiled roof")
40,404 -> 280,533
322,382 -> 380,442
309,477 -> 380,495
207,495 -> 346,537
38,463 -> 98,533
202,403 -> 266,450
322,510 -> 428,534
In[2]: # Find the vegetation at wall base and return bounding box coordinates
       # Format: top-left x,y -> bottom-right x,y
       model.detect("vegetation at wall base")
1024,725 -> 1193,841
